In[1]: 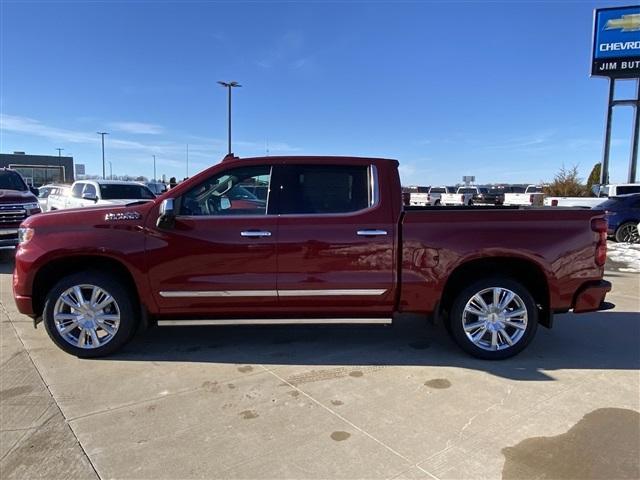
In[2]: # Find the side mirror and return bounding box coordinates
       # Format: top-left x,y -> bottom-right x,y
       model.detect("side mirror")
220,196 -> 231,210
157,198 -> 176,229
30,186 -> 39,197
82,193 -> 98,202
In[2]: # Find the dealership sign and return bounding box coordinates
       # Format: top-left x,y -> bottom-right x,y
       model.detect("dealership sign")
592,5 -> 640,77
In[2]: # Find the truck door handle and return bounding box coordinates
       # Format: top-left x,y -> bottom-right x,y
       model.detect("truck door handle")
241,230 -> 272,237
357,229 -> 388,236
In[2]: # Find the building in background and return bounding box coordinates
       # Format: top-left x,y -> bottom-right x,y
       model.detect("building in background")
0,152 -> 75,186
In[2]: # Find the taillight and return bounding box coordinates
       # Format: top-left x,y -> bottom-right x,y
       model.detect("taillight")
551,199 -> 558,207
591,217 -> 607,266
529,194 -> 534,203
460,195 -> 464,202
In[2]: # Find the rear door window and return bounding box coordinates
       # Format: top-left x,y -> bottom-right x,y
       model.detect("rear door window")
71,183 -> 85,198
275,165 -> 372,215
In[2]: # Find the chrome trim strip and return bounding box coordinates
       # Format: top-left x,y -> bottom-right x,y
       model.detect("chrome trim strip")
159,288 -> 387,298
158,318 -> 392,326
370,165 -> 379,207
240,230 -> 272,237
278,289 -> 386,297
0,229 -> 19,235
357,230 -> 388,236
159,290 -> 278,298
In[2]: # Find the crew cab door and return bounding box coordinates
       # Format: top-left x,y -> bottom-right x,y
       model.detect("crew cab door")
146,165 -> 278,316
272,162 -> 396,317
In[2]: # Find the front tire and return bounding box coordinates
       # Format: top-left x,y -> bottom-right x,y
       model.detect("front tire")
43,272 -> 137,358
448,277 -> 538,359
615,222 -> 640,243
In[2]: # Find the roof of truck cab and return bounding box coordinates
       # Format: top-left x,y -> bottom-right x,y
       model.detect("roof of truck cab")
221,154 -> 399,164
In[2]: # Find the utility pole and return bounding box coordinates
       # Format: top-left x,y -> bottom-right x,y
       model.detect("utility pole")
109,161 -> 113,180
56,148 -> 63,157
97,132 -> 109,179
153,155 -> 156,181
186,144 -> 189,178
217,81 -> 241,155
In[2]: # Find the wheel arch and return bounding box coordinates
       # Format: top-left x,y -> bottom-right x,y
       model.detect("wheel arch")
439,256 -> 552,328
32,255 -> 143,320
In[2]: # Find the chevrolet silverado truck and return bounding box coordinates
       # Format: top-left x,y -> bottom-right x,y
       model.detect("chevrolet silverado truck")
13,155 -> 612,359
0,168 -> 42,249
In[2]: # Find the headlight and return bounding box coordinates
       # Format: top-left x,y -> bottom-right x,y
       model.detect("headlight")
24,203 -> 41,215
18,227 -> 34,244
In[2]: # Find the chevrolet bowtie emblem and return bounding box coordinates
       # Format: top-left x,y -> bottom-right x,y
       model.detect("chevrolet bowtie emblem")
604,13 -> 640,32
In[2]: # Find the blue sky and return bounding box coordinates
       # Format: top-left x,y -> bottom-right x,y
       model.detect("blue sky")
0,0 -> 637,185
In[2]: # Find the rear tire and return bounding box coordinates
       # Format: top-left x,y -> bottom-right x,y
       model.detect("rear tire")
448,277 -> 538,360
43,272 -> 137,358
615,222 -> 640,244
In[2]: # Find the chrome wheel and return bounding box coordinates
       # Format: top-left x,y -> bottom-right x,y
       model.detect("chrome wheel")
617,223 -> 640,244
53,284 -> 121,349
462,287 -> 528,351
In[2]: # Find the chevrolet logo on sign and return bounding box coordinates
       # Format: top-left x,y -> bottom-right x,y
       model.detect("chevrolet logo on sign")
605,13 -> 640,32
592,6 -> 640,78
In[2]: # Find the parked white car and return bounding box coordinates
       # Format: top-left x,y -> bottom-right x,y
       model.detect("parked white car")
544,183 -> 640,208
45,185 -> 72,211
36,184 -> 58,211
62,180 -> 155,209
504,185 -> 545,207
441,186 -> 475,206
422,186 -> 456,206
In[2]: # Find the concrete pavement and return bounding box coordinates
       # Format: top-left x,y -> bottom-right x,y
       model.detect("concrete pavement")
1,249 -> 638,479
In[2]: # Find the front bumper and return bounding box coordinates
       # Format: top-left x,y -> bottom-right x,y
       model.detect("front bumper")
573,280 -> 613,313
0,228 -> 19,249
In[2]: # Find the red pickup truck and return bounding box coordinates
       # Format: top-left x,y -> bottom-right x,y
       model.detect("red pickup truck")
13,155 -> 611,359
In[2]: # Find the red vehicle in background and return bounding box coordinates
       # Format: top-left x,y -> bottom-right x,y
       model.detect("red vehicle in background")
0,168 -> 41,250
13,155 -> 611,359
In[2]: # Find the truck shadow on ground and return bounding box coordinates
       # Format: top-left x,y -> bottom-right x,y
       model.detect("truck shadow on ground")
113,310 -> 640,382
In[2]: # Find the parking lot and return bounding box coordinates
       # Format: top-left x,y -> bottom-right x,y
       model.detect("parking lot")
1,247 -> 639,479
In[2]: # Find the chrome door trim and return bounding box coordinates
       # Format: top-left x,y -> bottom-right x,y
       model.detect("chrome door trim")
240,230 -> 272,237
158,318 -> 392,326
278,289 -> 386,296
159,288 -> 386,298
356,230 -> 388,236
159,290 -> 278,298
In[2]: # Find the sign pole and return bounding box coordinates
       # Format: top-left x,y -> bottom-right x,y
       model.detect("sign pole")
629,79 -> 640,183
600,78 -> 615,186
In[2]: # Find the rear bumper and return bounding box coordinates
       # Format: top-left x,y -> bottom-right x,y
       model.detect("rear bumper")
573,280 -> 613,313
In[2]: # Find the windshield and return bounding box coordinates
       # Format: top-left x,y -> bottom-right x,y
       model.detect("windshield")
99,184 -> 155,200
458,187 -> 477,194
526,186 -> 542,193
430,187 -> 446,193
0,170 -> 28,191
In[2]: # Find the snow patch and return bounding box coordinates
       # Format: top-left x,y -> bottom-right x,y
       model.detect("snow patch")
607,241 -> 640,273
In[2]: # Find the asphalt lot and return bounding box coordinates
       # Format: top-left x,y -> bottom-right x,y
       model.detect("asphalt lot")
1,248 -> 639,480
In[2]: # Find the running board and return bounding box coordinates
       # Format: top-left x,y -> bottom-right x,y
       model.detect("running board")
157,318 -> 393,326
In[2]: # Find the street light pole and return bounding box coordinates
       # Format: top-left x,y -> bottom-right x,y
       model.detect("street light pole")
186,144 -> 189,178
97,132 -> 109,179
153,155 -> 156,181
109,161 -> 113,180
217,81 -> 241,155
